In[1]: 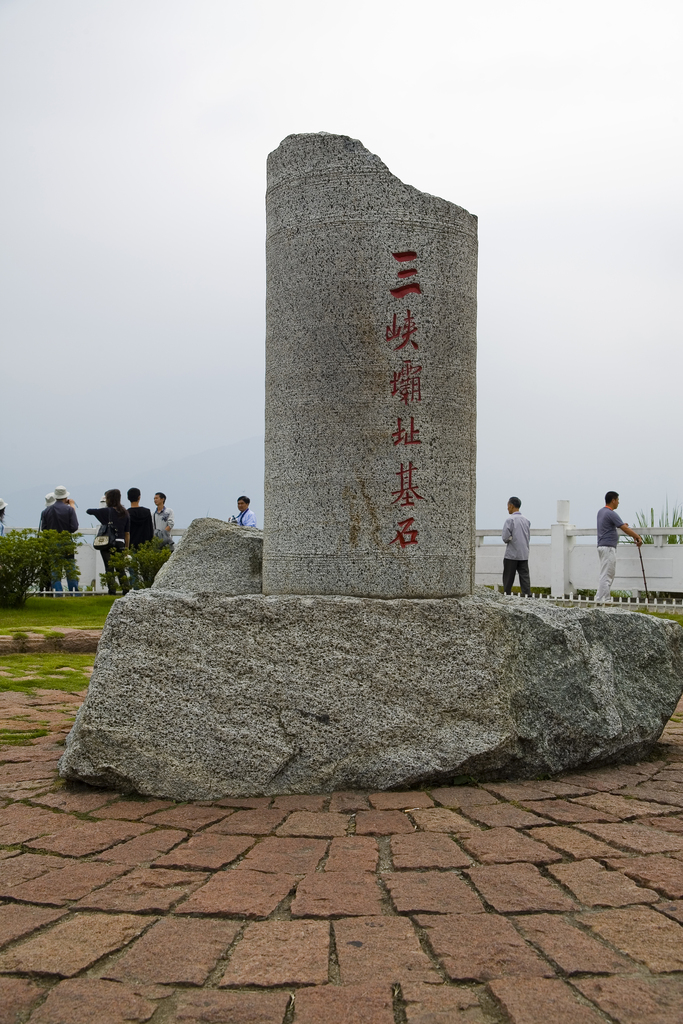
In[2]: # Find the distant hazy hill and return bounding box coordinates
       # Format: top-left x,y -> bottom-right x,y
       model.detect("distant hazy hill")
3,436 -> 265,530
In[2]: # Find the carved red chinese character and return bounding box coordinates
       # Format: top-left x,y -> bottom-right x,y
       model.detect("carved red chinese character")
392,416 -> 421,446
392,461 -> 424,507
391,251 -> 421,298
385,310 -> 418,351
391,360 -> 422,404
390,517 -> 419,548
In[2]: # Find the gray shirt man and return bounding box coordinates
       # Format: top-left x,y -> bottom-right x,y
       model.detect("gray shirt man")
502,511 -> 531,560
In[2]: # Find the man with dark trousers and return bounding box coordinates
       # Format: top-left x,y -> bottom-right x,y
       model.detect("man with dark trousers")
502,496 -> 531,596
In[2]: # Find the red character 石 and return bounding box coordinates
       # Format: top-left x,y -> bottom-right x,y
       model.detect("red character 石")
385,310 -> 418,351
391,360 -> 422,404
392,461 -> 424,507
390,517 -> 419,548
392,416 -> 421,446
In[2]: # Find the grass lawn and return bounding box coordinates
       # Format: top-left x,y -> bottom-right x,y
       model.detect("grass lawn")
0,652 -> 94,695
0,595 -> 118,632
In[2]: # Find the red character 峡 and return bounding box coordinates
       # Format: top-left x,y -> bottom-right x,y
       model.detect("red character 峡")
390,251 -> 421,298
385,310 -> 418,351
390,517 -> 419,548
392,416 -> 421,446
392,461 -> 424,507
391,360 -> 422,405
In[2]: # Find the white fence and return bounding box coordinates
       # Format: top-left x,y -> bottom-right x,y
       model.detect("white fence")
476,500 -> 683,598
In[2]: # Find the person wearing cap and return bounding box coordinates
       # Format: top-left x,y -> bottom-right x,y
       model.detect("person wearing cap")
41,486 -> 80,593
0,499 -> 6,537
501,496 -> 531,597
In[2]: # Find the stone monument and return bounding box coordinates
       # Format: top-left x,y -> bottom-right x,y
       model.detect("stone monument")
59,134 -> 683,800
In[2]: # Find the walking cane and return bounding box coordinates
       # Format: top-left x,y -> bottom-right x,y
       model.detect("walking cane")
638,544 -> 650,606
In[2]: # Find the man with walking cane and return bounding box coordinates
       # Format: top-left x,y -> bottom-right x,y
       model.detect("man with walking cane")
596,491 -> 643,604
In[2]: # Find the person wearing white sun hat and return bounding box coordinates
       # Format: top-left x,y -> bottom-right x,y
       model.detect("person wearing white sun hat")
41,486 -> 80,593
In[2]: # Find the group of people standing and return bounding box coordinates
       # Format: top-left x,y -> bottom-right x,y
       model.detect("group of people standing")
501,491 -> 643,603
35,486 -> 174,594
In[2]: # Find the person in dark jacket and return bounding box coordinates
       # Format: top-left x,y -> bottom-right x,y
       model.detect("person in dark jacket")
127,488 -> 154,549
87,489 -> 130,595
42,485 -> 80,592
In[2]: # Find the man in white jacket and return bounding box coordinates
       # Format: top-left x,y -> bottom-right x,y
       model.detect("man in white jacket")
502,496 -> 531,596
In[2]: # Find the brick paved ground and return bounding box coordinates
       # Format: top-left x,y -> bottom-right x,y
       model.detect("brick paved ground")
1,687 -> 683,1023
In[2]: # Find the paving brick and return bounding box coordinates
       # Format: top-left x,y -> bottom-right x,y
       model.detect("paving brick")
0,761 -> 59,783
355,809 -> 415,834
575,976 -> 683,1024
0,903 -> 67,949
236,837 -> 327,874
386,870 -> 483,914
0,853 -> 66,893
559,769 -> 644,791
276,811 -> 349,837
335,916 -> 439,984
466,862 -> 577,912
572,792 -> 680,818
461,827 -> 561,865
141,805 -> 229,831
641,814 -> 683,833
0,911 -> 151,976
430,786 -> 498,809
294,983 -> 394,1024
576,821 -> 683,853
0,977 -> 44,1024
271,794 -> 326,811
466,805 -> 551,828
390,832 -> 470,869
527,826 -> 618,859
325,836 -> 378,872
26,820 -> 151,856
655,769 -> 683,784
208,809 -> 286,835
153,834 -> 254,871
92,799 -> 174,820
73,867 -> 208,913
518,800 -> 618,824
402,982 -> 488,1024
656,900 -> 683,924
512,913 -> 632,974
619,783 -> 683,807
409,808 -> 480,835
8,861 -> 126,906
33,790 -> 116,813
211,796 -> 273,809
173,989 -> 290,1024
416,913 -> 554,981
29,978 -> 155,1024
95,829 -> 187,864
291,871 -> 382,917
488,978 -> 603,1024
0,804 -> 76,844
609,853 -> 683,899
220,919 -> 329,986
369,791 -> 434,809
549,858 -> 659,906
104,917 -> 240,985
178,869 -> 296,917
484,780 -> 590,799
328,790 -> 370,812
577,905 -> 683,971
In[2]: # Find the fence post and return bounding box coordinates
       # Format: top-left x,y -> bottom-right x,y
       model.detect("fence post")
551,500 -> 571,597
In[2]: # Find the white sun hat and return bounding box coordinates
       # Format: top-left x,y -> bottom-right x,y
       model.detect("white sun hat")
53,485 -> 70,500
0,499 -> 6,511
45,492 -> 56,506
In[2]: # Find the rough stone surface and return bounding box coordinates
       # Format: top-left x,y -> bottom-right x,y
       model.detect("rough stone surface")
488,978 -> 603,1024
152,518 -> 263,594
264,132 -> 478,599
416,914 -> 553,981
29,979 -> 156,1024
219,920 -> 329,987
60,589 -> 683,798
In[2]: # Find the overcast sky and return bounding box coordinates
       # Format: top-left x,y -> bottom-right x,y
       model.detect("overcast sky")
1,0 -> 681,529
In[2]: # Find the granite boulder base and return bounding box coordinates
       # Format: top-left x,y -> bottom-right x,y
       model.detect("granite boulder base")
152,518 -> 263,594
60,589 -> 683,799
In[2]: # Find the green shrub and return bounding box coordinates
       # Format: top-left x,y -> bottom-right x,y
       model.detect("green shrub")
100,538 -> 172,592
0,530 -> 81,607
